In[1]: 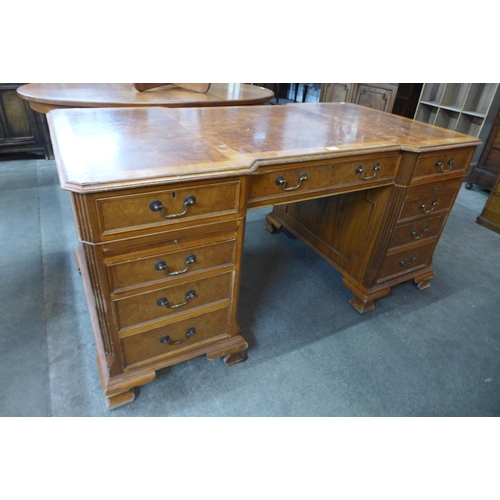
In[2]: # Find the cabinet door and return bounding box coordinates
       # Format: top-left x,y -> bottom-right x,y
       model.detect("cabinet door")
351,83 -> 398,112
320,83 -> 354,103
0,83 -> 53,158
0,86 -> 34,142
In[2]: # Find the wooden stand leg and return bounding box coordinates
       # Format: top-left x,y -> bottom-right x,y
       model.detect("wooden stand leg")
105,389 -> 136,410
265,212 -> 282,234
223,350 -> 247,365
414,269 -> 434,290
349,296 -> 377,314
206,335 -> 248,365
342,277 -> 391,314
97,354 -> 157,410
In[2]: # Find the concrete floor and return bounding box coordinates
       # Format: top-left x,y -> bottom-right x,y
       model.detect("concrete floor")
1,157 -> 499,417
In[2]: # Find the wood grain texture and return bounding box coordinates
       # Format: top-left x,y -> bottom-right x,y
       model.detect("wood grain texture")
51,103 -> 481,408
17,83 -> 273,112
47,103 -> 480,194
133,83 -> 211,93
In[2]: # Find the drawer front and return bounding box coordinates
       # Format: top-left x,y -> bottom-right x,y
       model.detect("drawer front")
248,154 -> 399,206
121,307 -> 230,368
107,239 -> 236,293
412,148 -> 473,184
387,215 -> 447,251
398,178 -> 462,223
377,242 -> 436,283
114,271 -> 233,331
96,180 -> 241,237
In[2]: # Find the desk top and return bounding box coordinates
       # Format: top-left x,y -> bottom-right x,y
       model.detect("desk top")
17,83 -> 274,113
48,103 -> 481,193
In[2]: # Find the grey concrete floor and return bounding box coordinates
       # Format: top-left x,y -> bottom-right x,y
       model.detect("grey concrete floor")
1,158 -> 499,417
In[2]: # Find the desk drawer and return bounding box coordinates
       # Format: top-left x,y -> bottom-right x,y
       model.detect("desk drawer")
387,215 -> 446,251
107,238 -> 236,293
377,242 -> 436,283
114,271 -> 233,331
397,178 -> 462,224
412,148 -> 473,184
95,180 -> 241,238
121,306 -> 230,368
247,154 -> 399,206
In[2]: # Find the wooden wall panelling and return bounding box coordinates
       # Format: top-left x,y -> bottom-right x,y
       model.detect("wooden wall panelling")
320,83 -> 399,113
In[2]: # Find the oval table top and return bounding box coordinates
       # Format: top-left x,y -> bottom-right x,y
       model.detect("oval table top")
17,83 -> 274,113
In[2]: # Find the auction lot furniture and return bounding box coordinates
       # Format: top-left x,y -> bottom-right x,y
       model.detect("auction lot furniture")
48,103 -> 480,409
475,108 -> 500,234
17,83 -> 274,113
0,83 -> 53,158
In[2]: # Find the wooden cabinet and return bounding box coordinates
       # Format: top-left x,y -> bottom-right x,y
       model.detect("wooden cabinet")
414,83 -> 500,180
467,105 -> 500,191
0,83 -> 53,159
475,108 -> 500,233
320,83 -> 398,113
476,175 -> 500,234
70,176 -> 249,409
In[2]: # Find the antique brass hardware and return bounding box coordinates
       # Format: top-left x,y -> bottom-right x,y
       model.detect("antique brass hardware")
275,172 -> 308,191
399,255 -> 417,267
355,162 -> 381,180
157,290 -> 196,309
435,158 -> 454,173
420,199 -> 438,214
410,226 -> 428,240
154,254 -> 197,276
160,327 -> 196,346
149,195 -> 196,219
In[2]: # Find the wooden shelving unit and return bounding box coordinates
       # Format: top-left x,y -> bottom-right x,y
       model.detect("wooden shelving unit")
414,84 -> 500,177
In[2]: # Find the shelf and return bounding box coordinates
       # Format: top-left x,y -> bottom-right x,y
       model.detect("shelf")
457,114 -> 484,136
420,83 -> 445,104
463,83 -> 498,115
415,103 -> 438,124
415,84 -> 499,136
461,109 -> 487,119
441,83 -> 470,109
435,109 -> 460,130
415,82 -> 500,176
438,104 -> 467,113
420,100 -> 441,107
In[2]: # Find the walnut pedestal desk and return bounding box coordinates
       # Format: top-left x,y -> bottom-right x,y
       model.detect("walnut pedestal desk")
47,103 -> 480,409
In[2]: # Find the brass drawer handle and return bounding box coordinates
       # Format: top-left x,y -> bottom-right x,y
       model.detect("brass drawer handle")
160,327 -> 196,346
157,290 -> 196,309
155,254 -> 197,276
410,226 -> 428,240
420,199 -> 438,214
355,162 -> 381,180
399,255 -> 417,267
435,158 -> 454,173
275,172 -> 307,191
149,195 -> 196,219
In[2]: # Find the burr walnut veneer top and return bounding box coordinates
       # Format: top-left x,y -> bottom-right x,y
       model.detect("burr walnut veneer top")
48,103 -> 481,193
